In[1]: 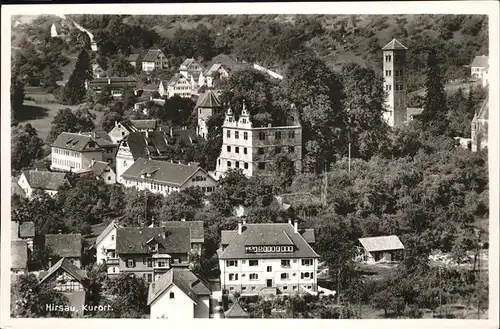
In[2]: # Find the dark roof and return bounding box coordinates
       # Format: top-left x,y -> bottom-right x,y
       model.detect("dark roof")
11,178 -> 26,198
45,234 -> 82,258
471,55 -> 488,68
127,53 -> 141,62
130,119 -> 158,130
21,170 -> 68,191
225,301 -> 250,318
142,49 -> 164,62
219,223 -> 319,259
39,258 -> 87,284
51,132 -> 103,152
89,161 -> 111,177
11,240 -> 28,270
159,221 -> 204,243
171,129 -> 204,145
116,227 -> 191,254
147,268 -> 211,305
91,128 -> 113,143
19,221 -> 35,238
95,220 -> 119,246
221,230 -> 237,246
81,132 -> 116,148
382,38 -> 408,50
180,58 -> 195,69
121,158 -> 209,187
301,229 -> 315,244
87,77 -> 136,89
122,131 -> 170,160
196,90 -> 221,108
358,235 -> 405,252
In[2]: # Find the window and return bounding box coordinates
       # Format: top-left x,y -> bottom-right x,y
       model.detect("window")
275,131 -> 282,140
281,273 -> 289,280
229,273 -> 235,281
301,259 -> 313,266
266,266 -> 272,272
301,272 -> 311,279
147,273 -> 152,282
258,148 -> 264,155
289,130 -> 295,139
283,286 -> 288,290
293,286 -> 297,290
258,162 -> 266,170
147,258 -> 153,267
169,292 -> 175,299
111,235 -> 115,241
244,132 -> 248,140
243,147 -> 247,154
227,130 -> 231,138
249,260 -> 258,266
235,147 -> 239,153
242,286 -> 247,291
235,131 -> 239,139
126,259 -> 135,268
281,260 -> 291,267
385,54 -> 392,62
385,84 -> 392,91
275,146 -> 281,154
385,70 -> 392,77
226,260 -> 238,267
229,286 -> 234,291
249,273 -> 258,280
259,132 -> 266,140
244,163 -> 248,169
227,161 -> 232,167
288,146 -> 295,154
236,161 -> 240,168
227,146 -> 231,152
251,286 -> 256,291
123,161 -> 127,167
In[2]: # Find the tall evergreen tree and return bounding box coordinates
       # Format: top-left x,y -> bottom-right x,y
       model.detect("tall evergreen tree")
63,49 -> 92,105
419,50 -> 449,135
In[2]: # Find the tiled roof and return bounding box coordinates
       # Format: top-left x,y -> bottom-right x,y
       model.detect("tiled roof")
91,129 -> 113,143
95,220 -> 119,246
142,49 -> 164,62
221,230 -> 237,246
87,77 -> 136,89
301,229 -> 315,244
116,227 -> 191,254
39,258 -> 87,284
45,234 -> 82,258
51,132 -> 103,152
471,55 -> 488,68
147,268 -> 211,305
382,38 -> 408,50
358,235 -> 404,252
11,240 -> 28,270
180,58 -> 195,69
130,119 -> 158,130
127,53 -> 141,62
21,170 -> 68,191
196,90 -> 221,108
159,221 -> 204,243
81,132 -> 116,148
204,63 -> 224,77
171,129 -> 203,145
121,158 -> 207,187
19,221 -> 35,238
90,161 -> 111,177
122,131 -> 170,160
225,301 -> 249,318
219,223 -> 319,259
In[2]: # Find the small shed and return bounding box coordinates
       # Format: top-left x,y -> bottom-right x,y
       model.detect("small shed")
358,235 -> 404,263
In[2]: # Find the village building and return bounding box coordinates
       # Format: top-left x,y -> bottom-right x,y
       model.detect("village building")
357,235 -> 405,263
179,58 -> 204,80
38,258 -> 88,317
85,77 -> 137,98
470,55 -> 489,83
471,95 -> 489,152
157,220 -> 205,256
382,38 -> 408,127
224,301 -> 250,318
18,170 -> 69,198
115,131 -> 170,184
108,119 -> 158,144
76,160 -> 116,184
170,126 -> 204,146
45,233 -> 83,269
141,49 -> 169,72
196,90 -> 222,139
203,63 -> 230,88
160,74 -> 195,98
92,64 -> 106,79
95,220 -> 121,275
147,268 -> 211,319
127,53 -> 142,68
121,158 -> 217,195
115,227 -> 191,282
11,221 -> 35,252
218,219 -> 319,295
215,105 -> 302,178
11,240 -> 29,275
51,132 -> 117,172
406,107 -> 424,122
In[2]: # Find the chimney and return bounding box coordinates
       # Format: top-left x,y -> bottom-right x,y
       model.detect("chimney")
115,121 -> 118,128
242,218 -> 246,225
170,127 -> 173,136
294,220 -> 298,234
288,218 -> 292,226
238,220 -> 243,235
107,77 -> 111,84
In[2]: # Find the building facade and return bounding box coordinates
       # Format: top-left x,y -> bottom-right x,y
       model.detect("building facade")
86,77 -> 137,98
108,119 -> 158,144
18,170 -> 69,198
196,90 -> 222,139
203,63 -> 230,87
382,38 -> 408,127
470,55 -> 489,81
95,220 -> 120,275
215,105 -> 302,178
141,49 -> 169,72
218,220 -> 319,295
45,234 -> 83,269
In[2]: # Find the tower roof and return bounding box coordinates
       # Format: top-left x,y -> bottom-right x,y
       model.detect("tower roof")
196,90 -> 221,108
382,38 -> 408,51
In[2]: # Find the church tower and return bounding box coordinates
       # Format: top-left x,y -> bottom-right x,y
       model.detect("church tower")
382,38 -> 408,127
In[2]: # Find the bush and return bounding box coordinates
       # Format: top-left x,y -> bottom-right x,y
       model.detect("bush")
93,103 -> 105,112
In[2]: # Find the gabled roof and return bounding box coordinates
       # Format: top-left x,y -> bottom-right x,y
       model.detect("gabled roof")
204,63 -> 229,77
95,220 -> 119,246
168,73 -> 190,86
159,221 -> 204,243
196,90 -> 221,108
81,132 -> 116,148
45,234 -> 82,258
116,227 -> 190,254
382,38 -> 408,50
142,49 -> 164,62
19,221 -> 35,238
180,58 -> 195,69
219,223 -> 319,259
89,161 -> 112,177
21,170 -> 68,191
225,301 -> 250,318
473,95 -> 489,121
121,131 -> 170,160
127,53 -> 141,62
51,132 -> 103,152
171,129 -> 204,145
358,235 -> 405,252
11,240 -> 28,270
39,258 -> 87,284
92,128 -> 113,143
471,55 -> 488,68
147,268 -> 211,305
130,119 -> 158,131
87,77 -> 136,89
121,158 -> 210,187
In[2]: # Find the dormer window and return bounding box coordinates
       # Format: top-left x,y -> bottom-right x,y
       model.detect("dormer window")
88,142 -> 96,148
150,244 -> 157,253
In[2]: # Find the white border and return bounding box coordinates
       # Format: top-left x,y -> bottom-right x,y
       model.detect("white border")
1,2 -> 499,329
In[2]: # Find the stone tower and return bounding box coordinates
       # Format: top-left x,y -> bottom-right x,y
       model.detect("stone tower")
196,90 -> 222,139
382,38 -> 408,127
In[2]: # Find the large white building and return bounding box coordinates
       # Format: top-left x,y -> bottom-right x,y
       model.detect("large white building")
218,219 -> 318,295
215,104 -> 302,178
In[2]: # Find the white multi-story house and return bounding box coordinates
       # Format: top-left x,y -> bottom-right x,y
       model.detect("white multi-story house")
196,90 -> 222,139
18,170 -> 69,198
160,74 -> 196,99
470,55 -> 489,82
51,132 -> 117,172
121,158 -> 217,196
179,58 -> 204,80
218,219 -> 318,295
148,268 -> 211,319
202,63 -> 230,88
215,104 -> 302,178
141,49 -> 169,72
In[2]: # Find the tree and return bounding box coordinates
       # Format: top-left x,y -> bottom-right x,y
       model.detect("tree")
11,124 -> 45,171
100,111 -> 123,132
268,154 -> 296,193
121,86 -> 137,112
112,56 -> 135,77
97,85 -> 112,105
62,49 -> 93,105
47,108 -> 96,144
158,187 -> 204,222
84,263 -> 108,309
11,76 -> 25,124
97,274 -> 148,318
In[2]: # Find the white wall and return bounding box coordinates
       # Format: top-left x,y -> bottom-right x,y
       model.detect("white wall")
142,61 -> 155,72
101,168 -> 116,185
150,284 -> 195,319
115,146 -> 135,184
17,173 -> 33,198
96,226 -> 117,265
